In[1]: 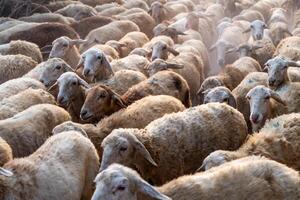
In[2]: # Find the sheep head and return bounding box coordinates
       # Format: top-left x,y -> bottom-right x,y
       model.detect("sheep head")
100,129 -> 157,172
243,20 -> 267,41
203,86 -> 237,108
80,85 -> 126,122
145,59 -> 184,76
246,85 -> 286,132
92,164 -> 171,200
151,41 -> 179,61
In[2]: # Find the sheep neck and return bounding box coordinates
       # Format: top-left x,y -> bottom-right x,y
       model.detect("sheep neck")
69,86 -> 85,120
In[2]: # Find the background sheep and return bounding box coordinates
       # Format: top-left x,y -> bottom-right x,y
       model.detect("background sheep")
0,137 -> 12,167
92,157 -> 300,200
100,103 -> 248,185
0,54 -> 37,84
0,88 -> 56,120
19,13 -> 75,25
203,86 -> 237,108
54,3 -> 97,21
0,40 -> 42,63
201,113 -> 300,171
0,77 -> 45,101
0,104 -> 71,158
0,131 -> 99,200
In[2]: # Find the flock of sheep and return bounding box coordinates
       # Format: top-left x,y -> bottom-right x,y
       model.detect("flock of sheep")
0,0 -> 300,199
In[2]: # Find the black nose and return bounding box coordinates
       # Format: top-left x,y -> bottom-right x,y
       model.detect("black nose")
39,79 -> 44,84
251,114 -> 259,124
57,96 -> 66,106
84,69 -> 90,76
81,110 -> 87,117
269,79 -> 276,86
151,56 -> 158,61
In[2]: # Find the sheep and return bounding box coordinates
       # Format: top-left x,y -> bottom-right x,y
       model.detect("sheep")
0,131 -> 99,200
142,35 -> 175,52
122,70 -> 191,107
49,36 -> 87,68
123,0 -> 149,11
0,104 -> 71,158
55,3 -> 97,21
150,40 -> 179,61
232,9 -> 265,22
24,58 -> 74,88
246,85 -> 287,132
98,6 -> 127,16
148,1 -> 188,24
201,113 -> 300,171
100,103 -> 248,185
264,56 -> 300,114
0,77 -> 45,101
70,16 -> 114,39
197,66 -> 244,95
19,13 -> 75,25
0,54 -> 37,84
210,24 -> 248,68
203,86 -> 237,108
53,95 -> 186,156
45,1 -> 82,12
230,56 -> 262,77
106,31 -> 149,58
0,40 -> 42,63
0,88 -> 56,120
243,20 -> 267,41
92,157 -> 300,200
115,9 -> 156,38
80,0 -> 121,7
274,36 -> 300,61
80,20 -> 140,52
0,137 -> 12,167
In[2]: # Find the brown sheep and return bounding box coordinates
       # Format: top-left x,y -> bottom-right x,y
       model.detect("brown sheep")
0,104 -> 71,158
122,71 -> 191,107
0,137 -> 12,167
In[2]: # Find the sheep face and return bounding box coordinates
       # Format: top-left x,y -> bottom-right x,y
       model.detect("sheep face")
51,72 -> 89,107
92,164 -> 170,200
78,48 -> 113,81
149,2 -> 165,24
39,58 -> 73,88
80,85 -> 126,122
100,129 -> 157,172
249,20 -> 267,41
246,85 -> 286,132
203,87 -> 236,108
151,41 -> 178,61
264,57 -> 288,89
49,37 -> 86,59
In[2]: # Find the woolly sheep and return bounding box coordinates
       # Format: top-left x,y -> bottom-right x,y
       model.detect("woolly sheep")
203,86 -> 237,108
0,40 -> 42,63
231,56 -> 262,77
93,156 -> 300,200
106,32 -> 149,58
243,20 -> 267,41
0,88 -> 56,120
0,54 -> 37,84
201,113 -> 300,171
122,70 -> 191,107
100,103 -> 248,185
0,104 -> 71,158
55,3 -> 97,21
80,20 -> 140,52
0,77 -> 45,101
0,131 -> 99,200
232,72 -> 268,132
46,1 -> 83,12
0,137 -> 12,167
274,36 -> 300,61
246,85 -> 287,132
19,13 -> 75,25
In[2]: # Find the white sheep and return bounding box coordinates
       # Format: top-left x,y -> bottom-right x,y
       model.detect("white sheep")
0,131 -> 99,200
92,156 -> 300,200
201,113 -> 300,171
0,104 -> 71,158
100,103 -> 248,185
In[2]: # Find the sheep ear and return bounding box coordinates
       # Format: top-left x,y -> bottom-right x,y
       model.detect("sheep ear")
268,89 -> 286,106
165,62 -> 184,69
78,77 -> 90,89
112,94 -> 127,108
70,39 -> 88,46
167,47 -> 179,56
101,54 -> 115,76
197,86 -> 204,95
48,81 -> 58,91
148,8 -> 152,15
76,57 -> 84,70
209,43 -> 217,51
242,28 -> 251,33
137,179 -> 172,200
228,95 -> 237,109
252,44 -> 263,50
0,168 -> 13,177
196,163 -> 205,172
286,60 -> 300,67
133,139 -> 157,167
284,30 -> 293,36
225,47 -> 237,54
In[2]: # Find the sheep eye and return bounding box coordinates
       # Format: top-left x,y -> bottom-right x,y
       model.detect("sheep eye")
72,81 -> 77,85
63,43 -> 68,47
162,46 -> 167,50
117,186 -> 125,191
223,98 -> 229,102
250,25 -> 254,28
265,96 -> 270,100
120,146 -> 127,151
55,65 -> 62,70
98,93 -> 106,99
97,55 -> 102,60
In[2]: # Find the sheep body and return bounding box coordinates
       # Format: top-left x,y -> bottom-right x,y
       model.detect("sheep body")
0,104 -> 71,158
232,56 -> 262,77
274,36 -> 300,61
100,103 -> 248,185
0,40 -> 42,63
0,131 -> 99,200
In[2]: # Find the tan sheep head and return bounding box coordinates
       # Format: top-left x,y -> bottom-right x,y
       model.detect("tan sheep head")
264,56 -> 300,89
52,121 -> 88,137
49,36 -> 87,59
76,48 -> 114,82
148,2 -> 166,24
39,58 -> 74,88
246,85 -> 286,132
80,85 -> 126,122
100,129 -> 157,172
106,40 -> 126,56
92,164 -> 171,200
145,59 -> 184,76
203,86 -> 237,108
151,41 -> 179,61
48,72 -> 90,107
